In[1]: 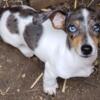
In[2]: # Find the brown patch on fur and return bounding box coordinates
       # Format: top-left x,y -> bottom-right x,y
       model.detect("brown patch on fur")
92,36 -> 98,46
71,35 -> 83,48
74,20 -> 80,27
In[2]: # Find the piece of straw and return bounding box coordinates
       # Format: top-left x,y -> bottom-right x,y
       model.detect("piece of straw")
74,0 -> 78,9
0,87 -> 10,96
87,0 -> 94,7
3,0 -> 9,7
62,79 -> 67,93
30,72 -> 43,89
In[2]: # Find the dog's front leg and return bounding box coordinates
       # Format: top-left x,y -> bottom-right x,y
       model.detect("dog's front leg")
43,62 -> 58,95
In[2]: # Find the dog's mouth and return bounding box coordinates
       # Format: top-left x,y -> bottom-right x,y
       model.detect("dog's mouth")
80,55 -> 92,58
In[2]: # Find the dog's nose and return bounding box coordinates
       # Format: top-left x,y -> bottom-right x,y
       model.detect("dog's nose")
81,44 -> 92,56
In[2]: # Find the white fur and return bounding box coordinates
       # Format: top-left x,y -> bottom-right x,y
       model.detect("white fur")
34,19 -> 97,95
82,9 -> 89,31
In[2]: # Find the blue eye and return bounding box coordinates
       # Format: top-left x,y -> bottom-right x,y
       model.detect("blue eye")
93,23 -> 100,33
67,24 -> 77,33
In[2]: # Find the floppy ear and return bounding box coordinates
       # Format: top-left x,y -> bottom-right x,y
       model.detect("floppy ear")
51,12 -> 65,29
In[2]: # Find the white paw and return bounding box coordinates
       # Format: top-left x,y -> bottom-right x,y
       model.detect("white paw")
43,83 -> 58,95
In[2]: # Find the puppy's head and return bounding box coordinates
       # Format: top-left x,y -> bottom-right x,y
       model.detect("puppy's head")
51,8 -> 100,58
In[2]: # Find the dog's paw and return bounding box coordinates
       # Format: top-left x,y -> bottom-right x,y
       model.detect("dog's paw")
43,83 -> 58,95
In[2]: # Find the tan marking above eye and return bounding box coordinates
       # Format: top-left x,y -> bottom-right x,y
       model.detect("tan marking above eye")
69,20 -> 80,29
74,20 -> 80,27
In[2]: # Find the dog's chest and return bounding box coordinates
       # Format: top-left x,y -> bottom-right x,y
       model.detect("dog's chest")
55,55 -> 87,78
34,20 -> 94,79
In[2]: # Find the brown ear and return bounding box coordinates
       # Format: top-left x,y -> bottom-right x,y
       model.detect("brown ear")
51,12 -> 65,29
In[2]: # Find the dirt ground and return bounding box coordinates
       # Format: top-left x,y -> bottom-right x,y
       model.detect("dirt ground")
0,39 -> 100,100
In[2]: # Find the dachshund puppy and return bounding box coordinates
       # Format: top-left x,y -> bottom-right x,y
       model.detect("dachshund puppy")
0,6 -> 99,95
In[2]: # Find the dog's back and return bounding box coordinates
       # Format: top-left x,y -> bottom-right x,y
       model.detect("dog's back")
0,5 -> 44,57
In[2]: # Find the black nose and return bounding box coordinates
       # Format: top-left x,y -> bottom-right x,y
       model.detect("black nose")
81,44 -> 92,55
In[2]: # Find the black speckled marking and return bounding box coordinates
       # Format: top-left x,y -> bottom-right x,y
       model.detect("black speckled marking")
7,14 -> 19,34
0,6 -> 51,24
20,8 -> 37,17
24,23 -> 43,50
0,7 -> 21,18
66,36 -> 71,49
0,6 -> 37,18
